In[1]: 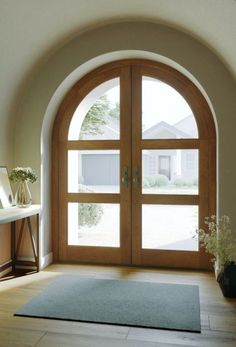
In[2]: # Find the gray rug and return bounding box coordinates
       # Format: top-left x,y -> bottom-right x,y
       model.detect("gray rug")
15,276 -> 201,332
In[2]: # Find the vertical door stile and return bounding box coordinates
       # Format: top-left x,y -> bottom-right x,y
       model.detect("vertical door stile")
120,66 -> 132,263
131,66 -> 142,265
199,140 -> 211,268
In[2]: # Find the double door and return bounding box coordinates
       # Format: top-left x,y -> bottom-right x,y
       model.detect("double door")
55,60 -> 215,269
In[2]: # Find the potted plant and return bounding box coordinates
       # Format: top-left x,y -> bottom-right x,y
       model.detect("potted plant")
9,167 -> 37,208
196,215 -> 236,297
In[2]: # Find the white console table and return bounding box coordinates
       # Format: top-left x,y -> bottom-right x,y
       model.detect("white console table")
0,205 -> 40,272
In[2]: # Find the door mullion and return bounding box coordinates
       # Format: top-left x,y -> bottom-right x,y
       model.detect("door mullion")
119,66 -> 132,263
131,66 -> 142,264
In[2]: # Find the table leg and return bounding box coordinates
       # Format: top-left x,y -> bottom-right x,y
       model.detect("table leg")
11,221 -> 16,271
11,215 -> 40,273
26,216 -> 39,272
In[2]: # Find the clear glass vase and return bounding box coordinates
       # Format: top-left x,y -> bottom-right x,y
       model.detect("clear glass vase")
15,181 -> 32,208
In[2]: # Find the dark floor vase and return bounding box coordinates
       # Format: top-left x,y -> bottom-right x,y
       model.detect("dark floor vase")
217,263 -> 236,298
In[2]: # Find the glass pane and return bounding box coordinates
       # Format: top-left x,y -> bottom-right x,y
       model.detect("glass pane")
68,203 -> 120,247
142,205 -> 198,251
142,76 -> 198,139
68,78 -> 120,140
142,149 -> 198,195
68,150 -> 120,193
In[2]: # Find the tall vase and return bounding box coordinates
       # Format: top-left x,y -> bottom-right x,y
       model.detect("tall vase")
15,181 -> 32,208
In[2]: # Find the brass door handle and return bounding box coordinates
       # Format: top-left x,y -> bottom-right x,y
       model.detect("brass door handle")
121,166 -> 129,187
133,165 -> 139,189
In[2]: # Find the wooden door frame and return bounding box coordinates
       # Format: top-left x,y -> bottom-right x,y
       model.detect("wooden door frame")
52,59 -> 216,269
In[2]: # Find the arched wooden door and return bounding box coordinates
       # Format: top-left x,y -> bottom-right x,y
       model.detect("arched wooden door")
52,60 -> 216,269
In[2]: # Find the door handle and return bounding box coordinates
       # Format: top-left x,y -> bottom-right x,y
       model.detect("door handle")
121,166 -> 129,187
133,165 -> 139,189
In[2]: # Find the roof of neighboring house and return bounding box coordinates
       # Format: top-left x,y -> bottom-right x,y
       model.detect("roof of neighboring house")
173,114 -> 198,137
82,114 -> 198,140
142,120 -> 191,139
81,116 -> 119,140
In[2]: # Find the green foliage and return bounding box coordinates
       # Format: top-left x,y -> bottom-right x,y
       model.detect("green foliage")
196,215 -> 236,265
173,178 -> 186,187
79,203 -> 104,227
9,167 -> 37,183
79,95 -> 119,139
78,184 -> 104,227
143,175 -> 169,188
143,176 -> 156,187
108,102 -> 119,119
154,174 -> 169,187
142,177 -> 151,188
174,178 -> 195,187
80,95 -> 108,138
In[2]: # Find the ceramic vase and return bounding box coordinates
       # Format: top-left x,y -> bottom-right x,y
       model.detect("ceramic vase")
217,262 -> 236,298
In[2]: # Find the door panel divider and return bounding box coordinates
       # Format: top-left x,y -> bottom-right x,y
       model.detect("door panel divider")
141,139 -> 200,149
67,140 -> 120,150
140,194 -> 199,205
67,193 -> 120,203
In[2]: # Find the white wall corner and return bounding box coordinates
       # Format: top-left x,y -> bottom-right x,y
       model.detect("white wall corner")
40,252 -> 53,270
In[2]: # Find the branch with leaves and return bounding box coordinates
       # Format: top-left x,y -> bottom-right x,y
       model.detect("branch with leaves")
79,95 -> 119,139
196,215 -> 236,265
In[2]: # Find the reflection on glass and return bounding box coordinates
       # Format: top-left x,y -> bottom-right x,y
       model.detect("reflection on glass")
68,150 -> 120,193
68,78 -> 120,140
142,205 -> 198,251
142,149 -> 198,195
68,203 -> 120,247
142,76 -> 198,139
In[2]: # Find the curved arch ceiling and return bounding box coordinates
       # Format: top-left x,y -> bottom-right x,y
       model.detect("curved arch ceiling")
0,1 -> 235,151
1,1 -> 236,92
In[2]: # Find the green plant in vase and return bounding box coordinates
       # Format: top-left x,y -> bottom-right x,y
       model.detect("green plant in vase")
196,215 -> 236,297
9,167 -> 37,208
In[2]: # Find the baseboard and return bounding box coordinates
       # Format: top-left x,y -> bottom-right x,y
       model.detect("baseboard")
40,252 -> 53,270
14,252 -> 53,271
